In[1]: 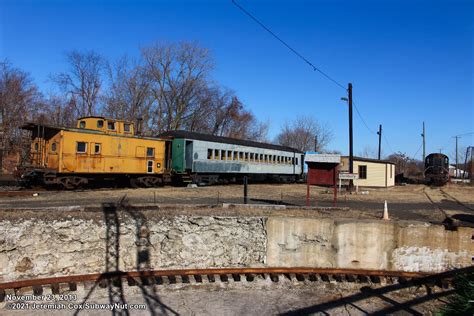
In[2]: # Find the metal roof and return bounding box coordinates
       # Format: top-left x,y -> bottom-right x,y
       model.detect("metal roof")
342,156 -> 395,165
159,130 -> 303,153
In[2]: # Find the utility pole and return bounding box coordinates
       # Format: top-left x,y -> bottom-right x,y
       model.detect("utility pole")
348,83 -> 354,191
377,124 -> 382,160
454,136 -> 460,176
421,122 -> 425,162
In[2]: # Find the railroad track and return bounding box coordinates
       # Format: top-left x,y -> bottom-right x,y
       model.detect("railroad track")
0,267 -> 459,303
423,187 -> 449,219
439,188 -> 474,212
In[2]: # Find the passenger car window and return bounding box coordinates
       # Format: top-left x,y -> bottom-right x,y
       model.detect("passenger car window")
146,147 -> 154,157
207,149 -> 212,159
76,142 -> 87,153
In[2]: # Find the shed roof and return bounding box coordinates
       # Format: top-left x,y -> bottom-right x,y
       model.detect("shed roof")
342,156 -> 395,165
159,130 -> 303,153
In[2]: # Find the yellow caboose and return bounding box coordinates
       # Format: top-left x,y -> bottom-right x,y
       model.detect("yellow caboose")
21,117 -> 171,189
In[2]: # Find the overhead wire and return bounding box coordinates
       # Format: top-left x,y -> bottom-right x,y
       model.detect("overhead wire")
231,0 -> 347,90
232,0 -> 399,152
412,143 -> 423,159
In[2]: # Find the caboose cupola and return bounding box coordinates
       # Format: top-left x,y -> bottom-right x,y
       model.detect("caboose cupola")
76,116 -> 135,136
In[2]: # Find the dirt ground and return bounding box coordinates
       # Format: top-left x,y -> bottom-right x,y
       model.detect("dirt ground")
1,183 -> 473,224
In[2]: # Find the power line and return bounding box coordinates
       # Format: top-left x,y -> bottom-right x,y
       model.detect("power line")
412,143 -> 423,159
231,0 -> 347,90
352,101 -> 376,134
454,132 -> 473,137
383,134 -> 395,154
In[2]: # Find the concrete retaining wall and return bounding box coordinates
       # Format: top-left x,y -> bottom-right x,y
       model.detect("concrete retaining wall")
1,209 -> 473,282
267,218 -> 473,272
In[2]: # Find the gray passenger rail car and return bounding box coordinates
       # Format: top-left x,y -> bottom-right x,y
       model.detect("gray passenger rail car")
159,130 -> 304,185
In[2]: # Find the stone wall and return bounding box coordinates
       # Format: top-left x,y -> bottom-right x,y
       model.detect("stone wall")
1,209 -> 473,282
0,214 -> 266,282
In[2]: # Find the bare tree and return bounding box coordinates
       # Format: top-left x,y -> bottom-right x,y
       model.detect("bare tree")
54,50 -> 104,118
359,145 -> 381,159
103,56 -> 154,133
141,42 -> 213,133
0,61 -> 40,154
276,116 -> 332,152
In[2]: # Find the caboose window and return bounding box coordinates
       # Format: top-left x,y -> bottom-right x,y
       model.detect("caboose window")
94,143 -> 101,154
107,121 -> 116,130
358,165 -> 367,179
124,124 -> 131,132
79,121 -> 86,128
147,160 -> 153,173
146,147 -> 154,157
97,120 -> 104,128
76,142 -> 87,153
51,143 -> 57,152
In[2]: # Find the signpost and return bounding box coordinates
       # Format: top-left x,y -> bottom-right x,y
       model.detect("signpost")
338,173 -> 359,191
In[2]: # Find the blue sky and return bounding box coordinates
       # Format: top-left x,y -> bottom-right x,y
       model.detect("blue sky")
1,0 -> 473,158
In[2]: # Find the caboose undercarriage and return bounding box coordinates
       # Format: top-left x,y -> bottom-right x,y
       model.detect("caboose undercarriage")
20,167 -> 172,190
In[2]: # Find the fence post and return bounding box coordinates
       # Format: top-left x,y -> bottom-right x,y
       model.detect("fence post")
243,176 -> 248,204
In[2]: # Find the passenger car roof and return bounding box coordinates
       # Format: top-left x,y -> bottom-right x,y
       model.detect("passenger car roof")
159,130 -> 303,153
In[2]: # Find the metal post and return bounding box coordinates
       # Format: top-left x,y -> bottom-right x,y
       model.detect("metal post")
455,136 -> 459,176
306,182 -> 310,207
348,83 -> 354,191
377,124 -> 382,160
243,176 -> 248,204
333,167 -> 337,207
422,122 -> 425,162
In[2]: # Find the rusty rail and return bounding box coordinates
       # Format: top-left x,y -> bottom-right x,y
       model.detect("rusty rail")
0,266 -> 448,302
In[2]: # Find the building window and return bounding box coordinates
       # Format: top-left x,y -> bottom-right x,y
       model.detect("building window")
107,121 -> 116,130
51,143 -> 57,152
147,160 -> 153,173
97,120 -> 104,128
207,149 -> 212,159
79,121 -> 86,128
94,143 -> 101,154
358,165 -> 367,179
146,147 -> 154,157
76,142 -> 87,153
124,123 -> 131,132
